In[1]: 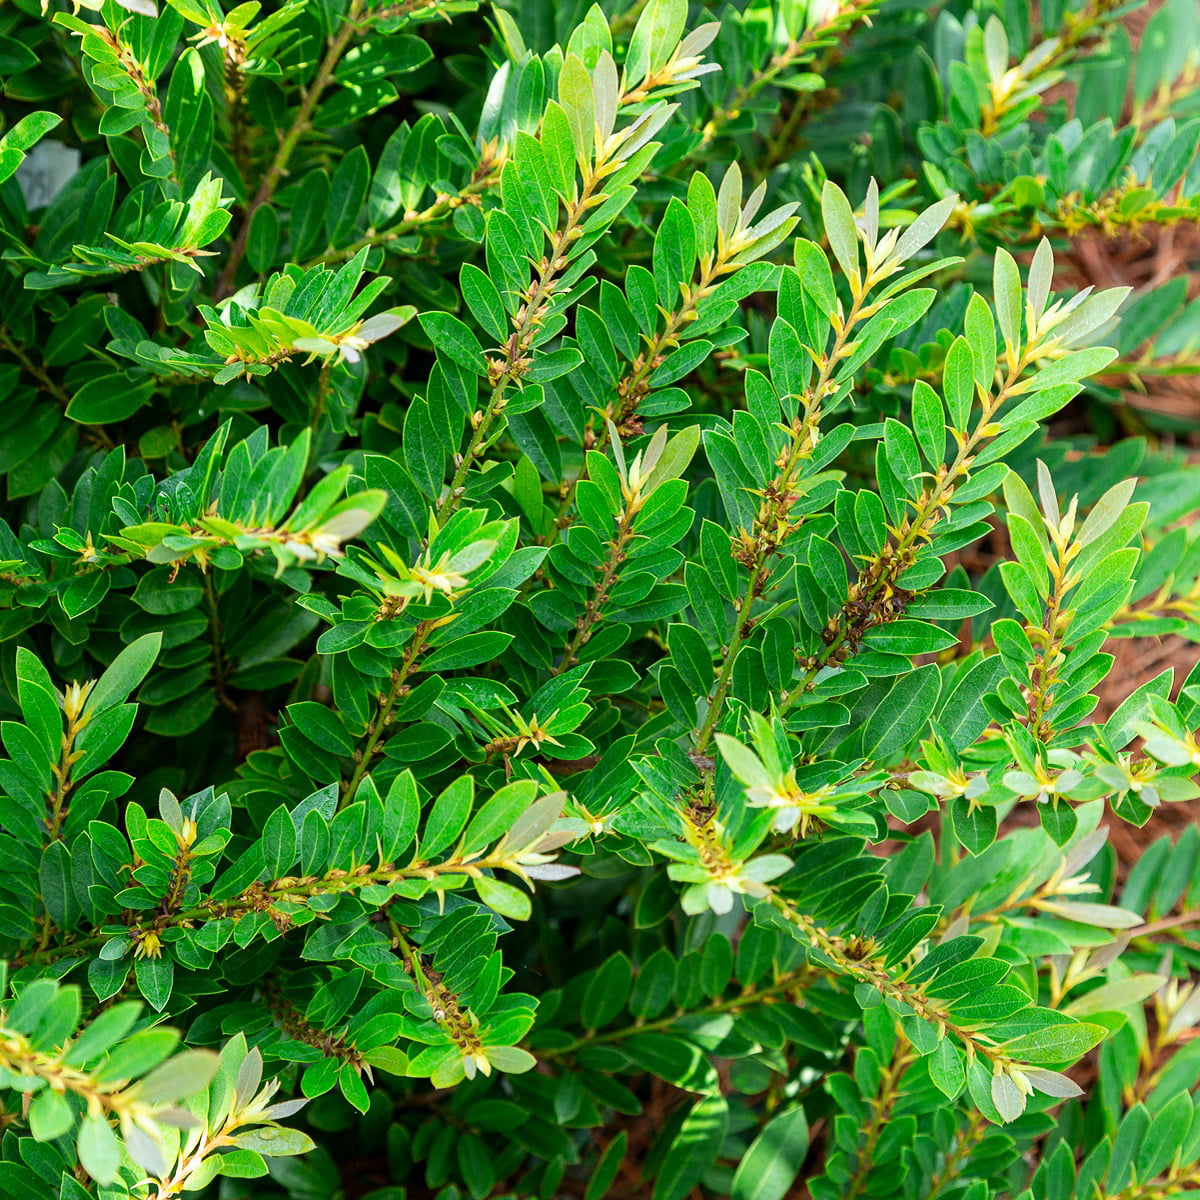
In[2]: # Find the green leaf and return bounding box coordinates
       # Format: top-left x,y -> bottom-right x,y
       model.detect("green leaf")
540,102 -> 576,199
585,1130 -> 627,1200
135,954 -> 175,1012
93,1029 -> 180,1085
29,1088 -> 74,1141
862,620 -> 958,655
461,264 -> 508,342
67,374 -> 155,424
461,780 -> 538,856
965,292 -> 997,390
77,1113 -> 121,1183
714,735 -> 770,789
262,805 -> 297,878
629,948 -> 676,1017
644,425 -> 700,494
419,311 -> 485,373
420,775 -> 474,859
326,145 -> 369,248
882,422 -> 920,498
474,874 -> 531,920
653,199 -> 697,309
232,1128 -> 317,1157
246,204 -> 279,274
993,249 -> 1023,354
422,632 -> 514,671
1038,900 -> 1142,929
943,336 -> 975,430
136,1049 -> 220,1103
653,1093 -> 729,1200
912,380 -> 944,465
863,664 -> 942,758
558,54 -> 594,168
363,1045 -> 409,1076
86,634 -> 162,715
1,111 -> 62,154
668,623 -> 712,699
582,953 -> 633,1029
485,1045 -> 536,1073
1028,347 -> 1118,391
991,1071 -> 1025,1122
625,0 -> 686,87
1050,288 -> 1129,348
526,347 -> 583,382
64,1002 -> 143,1067
820,181 -> 858,281
60,572 -> 110,620
893,194 -> 956,264
1003,1020 -> 1106,1065
928,1037 -> 966,1098
730,1105 -> 809,1200
623,1034 -> 716,1092
939,655 -> 1006,751
1066,974 -> 1166,1018
1078,478 -> 1137,546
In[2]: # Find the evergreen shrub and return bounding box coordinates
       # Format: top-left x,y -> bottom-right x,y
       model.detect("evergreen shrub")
2,0 -> 1200,1195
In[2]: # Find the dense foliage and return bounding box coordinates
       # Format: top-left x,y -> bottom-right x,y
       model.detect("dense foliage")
2,0 -> 1200,1196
